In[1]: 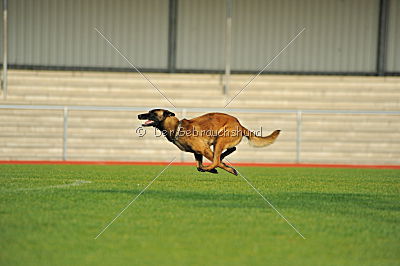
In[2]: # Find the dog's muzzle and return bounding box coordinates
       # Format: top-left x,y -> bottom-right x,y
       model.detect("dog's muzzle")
138,113 -> 156,127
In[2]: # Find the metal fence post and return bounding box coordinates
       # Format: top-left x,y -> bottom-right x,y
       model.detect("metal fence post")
296,110 -> 302,163
223,0 -> 232,96
2,0 -> 8,100
180,108 -> 187,162
376,0 -> 389,76
167,0 -> 178,73
63,107 -> 68,161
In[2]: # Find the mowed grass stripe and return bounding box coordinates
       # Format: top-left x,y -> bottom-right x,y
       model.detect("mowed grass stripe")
0,164 -> 399,266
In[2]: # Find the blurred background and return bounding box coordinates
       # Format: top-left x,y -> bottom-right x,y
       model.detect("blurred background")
0,0 -> 399,165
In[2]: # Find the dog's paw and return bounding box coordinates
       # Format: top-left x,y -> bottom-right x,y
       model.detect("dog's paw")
208,168 -> 218,174
197,167 -> 218,174
230,168 -> 238,176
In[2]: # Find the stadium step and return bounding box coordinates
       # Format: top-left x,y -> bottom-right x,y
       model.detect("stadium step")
3,70 -> 400,110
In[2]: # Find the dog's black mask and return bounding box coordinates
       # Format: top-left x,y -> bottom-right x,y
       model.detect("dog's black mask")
138,109 -> 175,128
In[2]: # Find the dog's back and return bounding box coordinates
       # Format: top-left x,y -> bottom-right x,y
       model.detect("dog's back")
187,112 -> 241,130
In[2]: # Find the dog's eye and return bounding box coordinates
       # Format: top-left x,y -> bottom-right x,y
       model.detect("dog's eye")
164,111 -> 175,117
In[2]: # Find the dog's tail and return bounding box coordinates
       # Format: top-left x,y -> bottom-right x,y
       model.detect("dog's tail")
242,127 -> 280,148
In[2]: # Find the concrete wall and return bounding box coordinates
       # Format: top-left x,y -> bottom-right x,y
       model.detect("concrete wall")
177,0 -> 379,72
4,0 -> 169,69
0,0 -> 399,74
387,0 -> 400,72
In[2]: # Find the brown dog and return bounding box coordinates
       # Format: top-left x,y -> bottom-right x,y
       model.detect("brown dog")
138,109 -> 280,175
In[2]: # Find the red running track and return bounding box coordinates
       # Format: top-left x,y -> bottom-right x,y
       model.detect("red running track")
0,160 -> 399,169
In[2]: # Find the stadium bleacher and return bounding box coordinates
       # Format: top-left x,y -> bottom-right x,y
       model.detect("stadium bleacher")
1,69 -> 399,165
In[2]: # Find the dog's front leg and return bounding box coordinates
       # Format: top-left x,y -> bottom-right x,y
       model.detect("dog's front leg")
201,143 -> 223,172
194,153 -> 217,174
200,143 -> 238,176
194,153 -> 203,169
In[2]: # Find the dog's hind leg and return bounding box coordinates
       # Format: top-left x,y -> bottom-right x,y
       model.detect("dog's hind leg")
220,147 -> 236,160
221,162 -> 238,176
219,147 -> 238,175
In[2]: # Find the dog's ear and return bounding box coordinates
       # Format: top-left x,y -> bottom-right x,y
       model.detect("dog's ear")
164,110 -> 175,117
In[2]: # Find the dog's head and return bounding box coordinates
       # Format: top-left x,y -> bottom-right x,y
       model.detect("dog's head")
138,109 -> 175,128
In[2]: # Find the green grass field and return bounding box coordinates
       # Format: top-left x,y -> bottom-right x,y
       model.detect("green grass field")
0,164 -> 399,266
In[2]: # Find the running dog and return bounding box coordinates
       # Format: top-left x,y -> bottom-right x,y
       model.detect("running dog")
138,109 -> 280,175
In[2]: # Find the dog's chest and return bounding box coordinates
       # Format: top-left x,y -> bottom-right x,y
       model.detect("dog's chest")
172,121 -> 193,152
174,140 -> 190,152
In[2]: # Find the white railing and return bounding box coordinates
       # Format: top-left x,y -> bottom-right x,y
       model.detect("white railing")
1,104 -> 400,163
